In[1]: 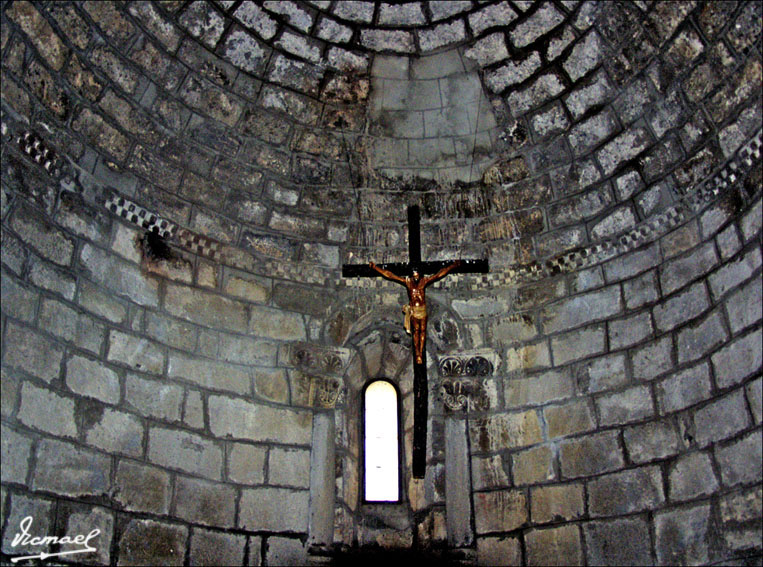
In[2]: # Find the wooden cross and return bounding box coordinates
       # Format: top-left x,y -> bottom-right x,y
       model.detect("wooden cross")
342,205 -> 489,478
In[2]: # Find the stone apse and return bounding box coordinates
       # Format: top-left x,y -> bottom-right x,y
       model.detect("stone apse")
0,1 -> 761,565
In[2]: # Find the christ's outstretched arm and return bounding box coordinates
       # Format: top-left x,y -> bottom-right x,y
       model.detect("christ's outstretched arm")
422,259 -> 461,286
369,262 -> 407,285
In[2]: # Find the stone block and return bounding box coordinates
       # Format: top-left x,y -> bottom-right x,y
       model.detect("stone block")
747,378 -> 762,424
653,282 -> 710,332
471,454 -> 510,491
669,451 -> 719,501
559,431 -> 624,479
39,298 -> 106,354
164,283 -> 248,332
574,353 -> 628,394
1,493 -> 53,555
510,2 -> 564,47
29,258 -> 77,301
712,329 -> 762,389
228,442 -> 267,485
715,430 -> 763,487
1,275 -> 37,322
107,330 -> 166,374
190,528 -> 246,567
597,384 -> 654,426
657,361 -> 713,416
3,321 -> 63,383
660,220 -> 701,260
725,277 -> 762,334
64,504 -> 114,565
476,535 -> 522,567
505,341 -> 551,372
543,286 -> 622,334
208,395 -> 312,445
126,373 -> 183,421
183,389 -> 205,429
486,52 -> 540,92
464,32 -> 508,66
148,427 -> 223,480
239,488 -> 309,532
631,336 -> 673,382
118,518 -> 188,567
505,369 -> 574,407
469,411 -> 543,453
660,242 -> 718,295
145,312 -> 198,352
589,466 -> 665,517
544,399 -> 595,439
551,324 -> 606,366
525,524 -> 583,566
511,444 -> 554,485
530,483 -> 584,524
583,517 -> 652,566
487,311 -> 537,342
85,407 -> 143,457
168,351 -> 252,395
676,309 -> 729,364
719,485 -> 762,525
174,476 -> 236,528
1,427 -> 33,483
78,280 -> 128,323
33,438 -> 110,497
694,389 -> 751,447
623,269 -> 660,309
740,199 -> 761,242
568,108 -> 618,157
623,419 -> 682,464
474,490 -> 527,534
80,244 -> 160,307
609,311 -> 653,350
66,355 -> 121,404
266,537 -> 307,566
597,124 -> 654,175
655,504 -> 713,565
268,447 -> 311,488
548,185 -> 612,228
709,247 -> 761,300
1,368 -> 19,418
249,305 -> 306,341
114,460 -> 172,514
6,1 -> 69,70
18,381 -> 77,438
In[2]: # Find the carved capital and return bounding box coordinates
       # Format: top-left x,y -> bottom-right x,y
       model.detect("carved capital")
295,373 -> 345,409
437,350 -> 500,412
291,342 -> 351,378
290,343 -> 351,409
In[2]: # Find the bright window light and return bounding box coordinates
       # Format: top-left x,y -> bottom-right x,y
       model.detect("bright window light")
364,381 -> 399,502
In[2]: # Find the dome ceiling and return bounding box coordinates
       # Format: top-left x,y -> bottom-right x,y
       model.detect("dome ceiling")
2,0 -> 761,279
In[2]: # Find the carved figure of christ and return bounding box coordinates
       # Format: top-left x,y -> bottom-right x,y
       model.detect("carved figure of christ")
368,260 -> 461,364
342,205 -> 489,478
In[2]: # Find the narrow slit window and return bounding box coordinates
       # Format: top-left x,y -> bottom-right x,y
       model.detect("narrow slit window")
364,380 -> 400,502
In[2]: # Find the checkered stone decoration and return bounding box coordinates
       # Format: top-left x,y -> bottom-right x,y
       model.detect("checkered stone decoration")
105,195 -> 176,239
339,129 -> 762,291
17,131 -> 58,175
175,228 -> 222,261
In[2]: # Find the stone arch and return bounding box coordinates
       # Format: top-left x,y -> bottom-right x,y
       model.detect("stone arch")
322,296 -> 471,552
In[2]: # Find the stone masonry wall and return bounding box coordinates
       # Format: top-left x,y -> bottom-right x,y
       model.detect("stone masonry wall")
1,1 -> 761,565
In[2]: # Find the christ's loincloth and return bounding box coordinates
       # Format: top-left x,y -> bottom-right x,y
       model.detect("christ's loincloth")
402,304 -> 427,334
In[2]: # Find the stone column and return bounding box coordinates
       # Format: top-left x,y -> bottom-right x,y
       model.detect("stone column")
308,412 -> 336,548
445,416 -> 473,547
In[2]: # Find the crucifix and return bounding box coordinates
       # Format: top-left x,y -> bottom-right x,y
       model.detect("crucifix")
342,205 -> 489,478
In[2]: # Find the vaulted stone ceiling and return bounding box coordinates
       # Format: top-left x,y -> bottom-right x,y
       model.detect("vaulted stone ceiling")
1,1 -> 761,565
